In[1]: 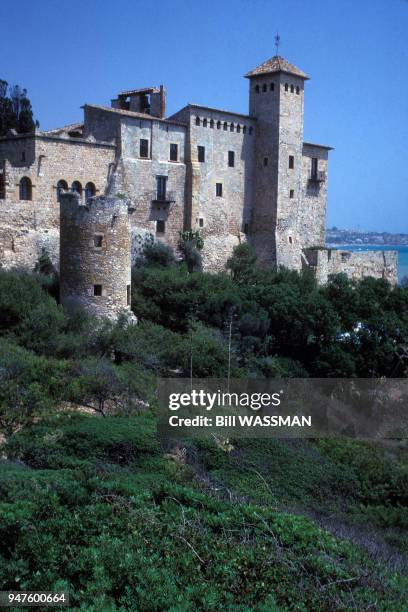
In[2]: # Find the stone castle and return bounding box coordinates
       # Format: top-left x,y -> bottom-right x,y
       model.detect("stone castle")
0,54 -> 397,314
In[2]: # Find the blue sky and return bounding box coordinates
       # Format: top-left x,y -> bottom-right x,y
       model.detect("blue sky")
1,0 -> 407,232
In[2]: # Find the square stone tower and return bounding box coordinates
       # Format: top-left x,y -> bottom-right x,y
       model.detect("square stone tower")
246,56 -> 309,269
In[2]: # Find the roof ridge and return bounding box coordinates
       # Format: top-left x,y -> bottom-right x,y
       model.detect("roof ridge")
244,55 -> 309,80
83,103 -> 187,127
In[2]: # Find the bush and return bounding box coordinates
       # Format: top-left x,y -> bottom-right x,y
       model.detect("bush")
0,340 -> 68,438
140,241 -> 177,268
5,414 -> 158,468
179,230 -> 203,273
226,242 -> 258,284
33,248 -> 59,299
1,421 -> 407,610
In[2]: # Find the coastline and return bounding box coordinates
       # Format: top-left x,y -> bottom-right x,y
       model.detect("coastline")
326,244 -> 406,248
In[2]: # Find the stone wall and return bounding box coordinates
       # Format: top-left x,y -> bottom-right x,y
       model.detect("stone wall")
303,247 -> 398,284
0,133 -> 115,270
117,113 -> 187,253
300,143 -> 329,248
178,106 -> 255,272
60,192 -> 134,320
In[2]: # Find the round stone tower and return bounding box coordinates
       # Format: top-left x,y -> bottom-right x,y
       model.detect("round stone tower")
59,192 -> 135,321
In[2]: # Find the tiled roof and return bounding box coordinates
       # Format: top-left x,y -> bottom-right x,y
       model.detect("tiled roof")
118,86 -> 160,97
83,104 -> 186,127
245,56 -> 309,80
42,123 -> 84,135
303,141 -> 334,151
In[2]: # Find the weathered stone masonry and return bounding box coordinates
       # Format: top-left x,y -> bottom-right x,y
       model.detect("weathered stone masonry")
60,192 -> 135,320
0,130 -> 115,269
0,54 -> 397,285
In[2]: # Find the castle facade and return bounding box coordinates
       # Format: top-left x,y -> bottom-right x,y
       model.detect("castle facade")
0,55 -> 397,283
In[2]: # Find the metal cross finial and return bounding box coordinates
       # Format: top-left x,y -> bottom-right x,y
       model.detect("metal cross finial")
275,32 -> 281,56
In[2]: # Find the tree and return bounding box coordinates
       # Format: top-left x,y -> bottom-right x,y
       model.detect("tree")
68,358 -> 153,416
34,248 -> 59,299
0,80 -> 37,136
141,242 -> 176,268
68,358 -> 124,416
226,243 -> 258,284
179,230 -> 203,273
0,340 -> 65,438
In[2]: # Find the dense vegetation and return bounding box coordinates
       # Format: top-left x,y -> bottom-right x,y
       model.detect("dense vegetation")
1,415 -> 408,610
0,244 -> 407,610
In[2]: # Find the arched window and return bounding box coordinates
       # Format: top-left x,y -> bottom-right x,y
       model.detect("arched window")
203,118 -> 207,127
209,119 -> 214,128
249,127 -> 253,135
243,125 -> 247,134
262,84 -> 267,92
223,121 -> 228,131
285,83 -> 288,92
270,83 -> 275,91
71,181 -> 82,196
85,182 -> 96,201
296,86 -> 300,95
216,121 -> 221,130
19,176 -> 32,201
195,116 -> 200,126
236,124 -> 241,133
290,84 -> 294,93
255,84 -> 260,93
230,123 -> 234,132
57,179 -> 68,202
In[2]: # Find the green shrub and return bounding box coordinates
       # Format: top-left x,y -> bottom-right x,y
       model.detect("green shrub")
140,241 -> 177,268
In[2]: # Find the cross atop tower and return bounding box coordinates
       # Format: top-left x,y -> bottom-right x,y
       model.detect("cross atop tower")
275,32 -> 281,56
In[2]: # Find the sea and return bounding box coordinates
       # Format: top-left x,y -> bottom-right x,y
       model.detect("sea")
326,245 -> 408,284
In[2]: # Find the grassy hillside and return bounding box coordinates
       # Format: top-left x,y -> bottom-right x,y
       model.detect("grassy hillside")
1,413 -> 407,611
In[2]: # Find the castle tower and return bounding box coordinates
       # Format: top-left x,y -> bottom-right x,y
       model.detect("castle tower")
59,192 -> 135,321
245,56 -> 309,269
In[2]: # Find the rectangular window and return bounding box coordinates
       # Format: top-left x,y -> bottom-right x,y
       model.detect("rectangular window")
289,155 -> 294,169
93,284 -> 102,296
311,157 -> 318,180
170,143 -> 178,162
289,189 -> 294,199
244,223 -> 249,234
198,145 -> 205,162
156,176 -> 167,201
228,151 -> 235,167
140,139 -> 149,158
127,284 -> 131,306
199,218 -> 204,228
156,219 -> 165,234
216,182 -> 223,197
93,234 -> 103,247
263,157 -> 268,167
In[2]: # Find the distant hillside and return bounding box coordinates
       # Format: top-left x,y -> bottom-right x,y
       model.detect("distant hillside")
327,228 -> 408,246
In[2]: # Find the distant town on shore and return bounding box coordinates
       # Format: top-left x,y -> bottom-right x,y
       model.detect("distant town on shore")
327,228 -> 408,246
